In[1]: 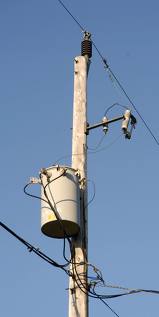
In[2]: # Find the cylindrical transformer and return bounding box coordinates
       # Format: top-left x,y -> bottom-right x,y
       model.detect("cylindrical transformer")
40,166 -> 80,238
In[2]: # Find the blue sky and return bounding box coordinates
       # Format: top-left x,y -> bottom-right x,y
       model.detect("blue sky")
1,1 -> 159,316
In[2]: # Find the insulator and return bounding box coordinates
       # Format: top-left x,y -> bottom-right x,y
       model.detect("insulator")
81,39 -> 92,58
102,116 -> 109,134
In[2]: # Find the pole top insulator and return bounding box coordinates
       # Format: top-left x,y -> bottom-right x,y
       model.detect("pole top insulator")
81,31 -> 92,59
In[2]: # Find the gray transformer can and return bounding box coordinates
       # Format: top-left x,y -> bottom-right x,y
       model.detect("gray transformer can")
40,166 -> 80,238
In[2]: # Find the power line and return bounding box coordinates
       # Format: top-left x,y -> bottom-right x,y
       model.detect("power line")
0,221 -> 70,274
70,261 -> 121,317
23,177 -> 121,317
107,67 -> 159,145
17,174 -> 159,302
23,176 -> 122,317
99,298 -> 120,317
57,0 -> 85,32
0,222 -> 121,317
57,0 -> 159,146
2,218 -> 159,317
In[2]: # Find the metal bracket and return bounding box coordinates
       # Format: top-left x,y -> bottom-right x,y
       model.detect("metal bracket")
85,115 -> 124,134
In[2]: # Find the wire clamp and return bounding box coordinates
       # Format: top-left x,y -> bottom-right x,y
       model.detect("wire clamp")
27,246 -> 34,252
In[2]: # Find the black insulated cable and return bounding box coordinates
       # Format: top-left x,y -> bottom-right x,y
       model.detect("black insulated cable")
0,221 -> 70,274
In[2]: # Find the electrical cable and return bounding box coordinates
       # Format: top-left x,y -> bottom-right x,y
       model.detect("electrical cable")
106,67 -> 159,145
77,261 -> 159,301
2,218 -> 159,316
57,0 -> 85,32
24,183 -> 48,204
39,170 -> 111,308
88,134 -> 122,154
104,103 -> 129,116
85,179 -> 96,208
96,281 -> 159,297
57,0 -> 159,146
43,168 -> 66,191
88,266 -> 159,299
99,298 -> 120,317
0,221 -> 70,275
23,139 -> 159,312
72,262 -> 112,299
23,143 -> 158,313
24,178 -> 74,268
0,218 -> 124,306
70,262 -> 122,317
87,134 -> 106,151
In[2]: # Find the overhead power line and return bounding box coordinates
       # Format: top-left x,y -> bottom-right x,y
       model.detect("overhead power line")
57,0 -> 84,31
0,221 -> 70,275
2,218 -> 159,317
57,0 -> 159,146
100,298 -> 120,317
107,68 -> 159,145
0,219 -> 120,317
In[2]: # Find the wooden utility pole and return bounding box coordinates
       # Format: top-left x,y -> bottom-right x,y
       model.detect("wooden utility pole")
68,34 -> 92,317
